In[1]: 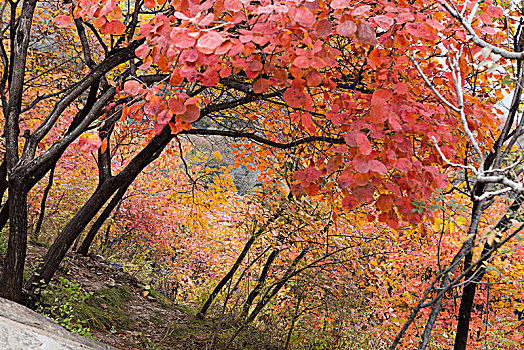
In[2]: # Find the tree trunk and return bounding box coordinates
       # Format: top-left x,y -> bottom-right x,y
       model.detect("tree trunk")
0,181 -> 29,303
76,184 -> 129,256
32,166 -> 55,241
453,197 -> 524,350
25,127 -> 174,297
198,234 -> 257,318
241,248 -> 279,319
25,180 -> 118,296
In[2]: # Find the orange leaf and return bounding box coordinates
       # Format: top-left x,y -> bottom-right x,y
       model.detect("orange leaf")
376,194 -> 394,212
101,138 -> 108,154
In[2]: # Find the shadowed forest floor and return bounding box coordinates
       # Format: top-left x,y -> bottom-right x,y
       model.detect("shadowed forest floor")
23,244 -> 256,350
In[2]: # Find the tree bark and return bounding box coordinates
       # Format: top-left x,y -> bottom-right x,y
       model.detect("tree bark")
0,181 -> 29,303
453,196 -> 524,350
25,127 -> 174,297
32,166 -> 55,241
0,0 -> 39,302
241,248 -> 280,319
76,184 -> 129,256
198,234 -> 257,318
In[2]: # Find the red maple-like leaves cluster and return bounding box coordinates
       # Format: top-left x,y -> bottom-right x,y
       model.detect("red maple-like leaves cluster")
63,0 -> 501,226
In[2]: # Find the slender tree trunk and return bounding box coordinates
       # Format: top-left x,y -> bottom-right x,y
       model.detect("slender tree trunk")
0,0 -> 39,303
0,160 -> 8,205
198,211 -> 282,318
25,180 -> 119,296
284,297 -> 302,350
76,184 -> 129,256
33,166 -> 55,241
241,248 -> 280,319
0,181 -> 29,303
228,248 -> 308,346
453,196 -> 524,350
198,234 -> 257,318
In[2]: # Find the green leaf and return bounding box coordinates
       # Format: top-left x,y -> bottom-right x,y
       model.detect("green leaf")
501,75 -> 514,85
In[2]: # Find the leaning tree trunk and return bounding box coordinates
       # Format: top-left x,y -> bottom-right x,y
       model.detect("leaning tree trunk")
25,127 -> 174,297
76,184 -> 129,256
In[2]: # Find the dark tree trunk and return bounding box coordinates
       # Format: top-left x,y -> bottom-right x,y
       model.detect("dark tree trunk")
198,210 -> 282,318
0,0 -> 39,302
454,196 -> 524,350
198,234 -> 257,318
0,181 -> 29,303
241,248 -> 280,319
0,160 -> 8,204
76,184 -> 129,256
25,127 -> 174,297
33,166 -> 55,241
25,180 -> 119,296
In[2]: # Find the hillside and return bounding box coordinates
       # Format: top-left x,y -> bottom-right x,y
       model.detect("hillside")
24,245 -> 229,350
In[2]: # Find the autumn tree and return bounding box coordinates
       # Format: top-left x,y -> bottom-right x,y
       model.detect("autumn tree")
0,0 -> 517,347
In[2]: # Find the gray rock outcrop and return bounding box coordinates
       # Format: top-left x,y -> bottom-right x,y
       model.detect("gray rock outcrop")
0,297 -> 114,350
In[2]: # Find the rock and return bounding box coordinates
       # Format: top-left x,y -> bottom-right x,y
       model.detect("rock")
0,297 -> 115,350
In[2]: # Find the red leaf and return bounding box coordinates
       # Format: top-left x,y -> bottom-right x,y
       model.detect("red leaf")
54,15 -> 71,28
135,43 -> 150,58
124,80 -> 142,96
100,138 -> 108,154
355,132 -> 371,155
374,15 -> 394,30
396,12 -> 414,24
144,95 -> 164,115
144,0 -> 156,9
108,20 -> 126,35
396,158 -> 412,172
368,160 -> 387,174
180,103 -> 200,122
201,69 -> 220,86
291,7 -> 316,27
369,103 -> 386,124
249,60 -> 263,72
304,167 -> 322,182
352,157 -> 369,173
337,20 -> 356,37
486,5 -> 503,18
376,194 -> 394,212
79,133 -> 102,153
93,16 -> 107,28
352,5 -> 371,17
394,82 -> 408,95
315,18 -> 332,37
306,70 -> 322,87
168,98 -> 186,114
169,69 -> 183,86
353,185 -> 375,204
224,0 -> 242,12
356,22 -> 377,45
293,56 -> 310,69
172,31 -> 197,49
405,23 -> 438,41
284,88 -> 307,108
196,32 -> 224,54
253,79 -> 269,94
301,113 -> 316,133
331,0 -> 349,9
342,194 -> 358,210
